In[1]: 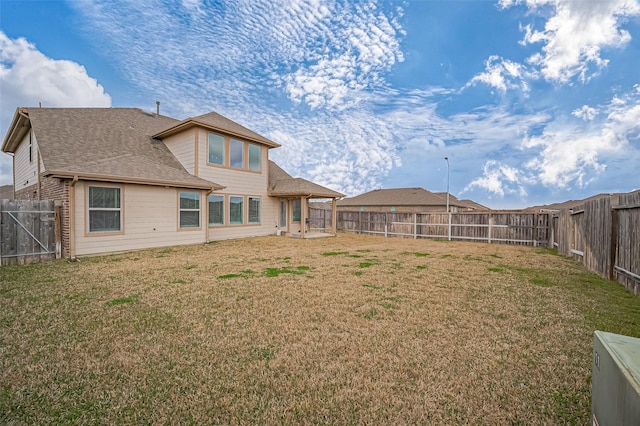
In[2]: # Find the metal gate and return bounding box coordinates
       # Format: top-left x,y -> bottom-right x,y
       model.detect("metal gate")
0,199 -> 57,266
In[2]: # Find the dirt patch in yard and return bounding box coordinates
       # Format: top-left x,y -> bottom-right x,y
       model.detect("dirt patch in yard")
2,233 -> 639,424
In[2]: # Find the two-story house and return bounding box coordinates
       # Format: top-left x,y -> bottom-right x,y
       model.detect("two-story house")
1,107 -> 343,257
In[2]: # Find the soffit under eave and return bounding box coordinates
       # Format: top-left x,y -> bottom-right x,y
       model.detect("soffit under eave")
268,191 -> 343,199
46,171 -> 224,191
1,110 -> 30,153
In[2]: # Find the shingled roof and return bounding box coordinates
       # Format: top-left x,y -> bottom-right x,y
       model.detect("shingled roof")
268,161 -> 344,198
154,111 -> 280,148
2,108 -> 223,190
339,187 -> 451,207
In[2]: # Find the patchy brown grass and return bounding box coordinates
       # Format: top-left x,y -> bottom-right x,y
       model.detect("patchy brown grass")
2,234 -> 639,424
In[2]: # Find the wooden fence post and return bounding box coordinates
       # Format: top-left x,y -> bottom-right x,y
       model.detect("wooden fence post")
609,207 -> 619,281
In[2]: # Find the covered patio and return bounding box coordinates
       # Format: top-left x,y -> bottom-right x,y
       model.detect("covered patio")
268,162 -> 344,239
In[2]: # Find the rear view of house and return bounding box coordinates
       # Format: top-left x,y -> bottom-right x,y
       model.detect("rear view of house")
1,107 -> 343,258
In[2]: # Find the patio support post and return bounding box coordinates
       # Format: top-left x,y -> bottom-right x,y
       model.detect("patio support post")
332,198 -> 337,235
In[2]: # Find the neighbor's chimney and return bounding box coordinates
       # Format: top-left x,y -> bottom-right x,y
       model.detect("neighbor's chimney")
156,101 -> 160,116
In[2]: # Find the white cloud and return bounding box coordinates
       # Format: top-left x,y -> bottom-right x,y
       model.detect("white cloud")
68,0 -> 405,196
280,2 -> 404,110
0,32 -> 111,126
0,31 -> 112,185
523,89 -> 640,187
467,55 -> 534,93
464,160 -> 528,197
572,105 -> 598,121
502,0 -> 640,83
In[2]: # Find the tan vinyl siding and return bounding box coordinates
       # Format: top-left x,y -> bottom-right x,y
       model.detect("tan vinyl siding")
163,129 -> 197,174
73,181 -> 206,256
14,131 -> 39,191
208,196 -> 279,240
196,128 -> 268,193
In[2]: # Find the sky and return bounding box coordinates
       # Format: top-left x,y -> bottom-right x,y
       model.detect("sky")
1,0 -> 639,209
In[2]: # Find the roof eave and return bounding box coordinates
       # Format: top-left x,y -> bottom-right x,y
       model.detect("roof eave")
153,118 -> 281,148
46,170 -> 225,191
1,108 -> 30,153
268,190 -> 343,199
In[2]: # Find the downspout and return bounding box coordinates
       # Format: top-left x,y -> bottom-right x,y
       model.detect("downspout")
36,142 -> 41,200
69,176 -> 79,259
205,187 -> 216,243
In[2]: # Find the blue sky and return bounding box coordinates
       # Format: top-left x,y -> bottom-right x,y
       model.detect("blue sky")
1,0 -> 639,209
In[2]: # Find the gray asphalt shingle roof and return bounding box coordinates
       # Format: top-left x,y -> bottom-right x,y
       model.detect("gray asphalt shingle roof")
23,108 -> 222,189
338,187 -> 451,207
268,161 -> 344,198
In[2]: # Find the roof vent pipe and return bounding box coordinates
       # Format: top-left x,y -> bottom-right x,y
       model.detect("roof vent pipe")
156,101 -> 160,116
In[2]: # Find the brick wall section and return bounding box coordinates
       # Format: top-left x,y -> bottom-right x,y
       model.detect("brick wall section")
14,183 -> 39,200
40,177 -> 71,258
14,177 -> 71,258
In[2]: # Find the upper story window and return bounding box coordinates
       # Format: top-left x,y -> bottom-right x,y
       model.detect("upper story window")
230,139 -> 244,169
88,186 -> 121,232
207,132 -> 262,172
248,143 -> 261,171
208,133 -> 225,165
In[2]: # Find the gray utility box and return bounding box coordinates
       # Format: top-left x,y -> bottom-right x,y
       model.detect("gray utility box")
592,331 -> 640,426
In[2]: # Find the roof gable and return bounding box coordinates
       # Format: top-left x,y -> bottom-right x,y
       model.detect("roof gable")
154,111 -> 280,148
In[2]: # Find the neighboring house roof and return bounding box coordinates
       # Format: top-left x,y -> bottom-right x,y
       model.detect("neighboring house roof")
0,184 -> 13,199
528,193 -> 623,211
2,108 -> 223,190
268,161 -> 344,198
458,199 -> 490,210
153,111 -> 280,148
339,187 -> 461,207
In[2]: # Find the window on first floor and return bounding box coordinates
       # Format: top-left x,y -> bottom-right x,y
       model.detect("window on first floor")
229,196 -> 243,225
88,186 -> 121,232
292,199 -> 301,222
208,194 -> 224,226
179,191 -> 200,228
248,197 -> 260,224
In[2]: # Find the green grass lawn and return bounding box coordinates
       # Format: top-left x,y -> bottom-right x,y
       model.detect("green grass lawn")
1,234 -> 639,424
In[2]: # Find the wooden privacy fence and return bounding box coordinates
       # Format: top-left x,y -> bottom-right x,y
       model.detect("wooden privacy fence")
0,199 -> 60,266
556,191 -> 640,295
312,209 -> 553,247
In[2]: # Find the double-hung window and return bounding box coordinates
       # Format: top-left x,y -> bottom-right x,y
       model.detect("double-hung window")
88,186 -> 121,232
248,197 -> 260,224
208,194 -> 224,226
179,191 -> 200,229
